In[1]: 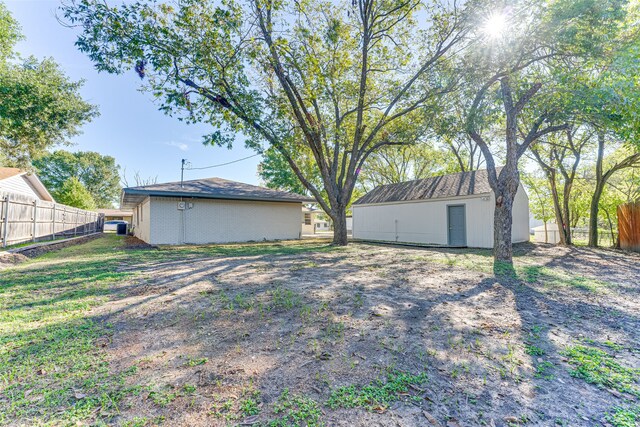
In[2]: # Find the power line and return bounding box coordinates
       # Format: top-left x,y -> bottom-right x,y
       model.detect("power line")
186,153 -> 262,170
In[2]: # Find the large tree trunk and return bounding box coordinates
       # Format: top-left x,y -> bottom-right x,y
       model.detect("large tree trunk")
494,195 -> 515,263
492,169 -> 519,263
588,132 -> 605,247
588,181 -> 605,247
547,173 -> 568,245
561,180 -> 573,245
331,205 -> 349,246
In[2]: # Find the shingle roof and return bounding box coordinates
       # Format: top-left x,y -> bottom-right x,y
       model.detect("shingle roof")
0,167 -> 24,181
354,169 -> 497,205
121,177 -> 315,208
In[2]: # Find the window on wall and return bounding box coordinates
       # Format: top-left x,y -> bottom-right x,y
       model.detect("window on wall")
304,213 -> 311,225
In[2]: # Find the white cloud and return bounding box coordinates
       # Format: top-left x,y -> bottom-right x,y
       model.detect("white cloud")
165,141 -> 189,151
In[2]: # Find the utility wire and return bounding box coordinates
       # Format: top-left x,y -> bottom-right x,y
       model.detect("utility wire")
186,153 -> 261,170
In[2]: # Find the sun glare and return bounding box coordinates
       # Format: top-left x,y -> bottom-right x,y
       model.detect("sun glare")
482,12 -> 507,40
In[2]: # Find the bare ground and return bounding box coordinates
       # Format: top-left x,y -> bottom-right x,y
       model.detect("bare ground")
92,241 -> 640,426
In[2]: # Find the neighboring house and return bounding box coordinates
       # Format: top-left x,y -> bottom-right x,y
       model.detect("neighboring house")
314,218 -> 331,232
529,213 -> 544,234
301,206 -> 334,234
121,177 -> 314,244
302,206 -> 319,234
0,167 -> 55,202
532,223 -> 561,244
96,208 -> 133,222
352,169 -> 529,248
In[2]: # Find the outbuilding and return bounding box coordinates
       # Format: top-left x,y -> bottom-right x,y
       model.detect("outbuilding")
352,169 -> 529,248
532,223 -> 560,244
121,177 -> 314,245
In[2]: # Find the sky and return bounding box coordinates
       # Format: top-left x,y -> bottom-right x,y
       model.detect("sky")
5,0 -> 263,186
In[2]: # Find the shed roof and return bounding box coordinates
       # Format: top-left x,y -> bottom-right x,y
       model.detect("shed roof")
354,169 -> 497,205
121,177 -> 315,208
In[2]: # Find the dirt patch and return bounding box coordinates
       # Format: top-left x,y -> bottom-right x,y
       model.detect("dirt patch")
123,235 -> 156,250
0,252 -> 28,268
87,243 -> 640,426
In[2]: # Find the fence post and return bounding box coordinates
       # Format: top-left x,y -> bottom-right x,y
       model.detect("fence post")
32,200 -> 38,242
62,205 -> 66,237
52,204 -> 56,240
2,195 -> 9,248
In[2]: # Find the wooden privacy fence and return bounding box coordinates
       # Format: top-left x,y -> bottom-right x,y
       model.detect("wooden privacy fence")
0,191 -> 103,248
618,201 -> 640,252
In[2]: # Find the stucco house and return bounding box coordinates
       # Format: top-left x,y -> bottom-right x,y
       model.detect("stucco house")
352,169 -> 529,248
121,177 -> 314,245
302,206 -> 319,234
302,206 -> 334,234
0,167 -> 55,202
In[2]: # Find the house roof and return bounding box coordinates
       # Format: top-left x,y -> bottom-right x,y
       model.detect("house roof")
354,168 -> 497,205
302,206 -> 323,213
0,167 -> 23,181
96,209 -> 133,217
0,167 -> 55,202
121,177 -> 315,208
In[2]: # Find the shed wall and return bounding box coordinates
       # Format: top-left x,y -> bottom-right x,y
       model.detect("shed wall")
352,184 -> 529,248
353,193 -> 494,247
145,197 -> 302,245
510,184 -> 531,244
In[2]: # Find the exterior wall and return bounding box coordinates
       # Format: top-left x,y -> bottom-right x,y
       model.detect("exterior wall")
146,197 -> 302,245
105,215 -> 133,222
510,183 -> 530,244
314,220 -> 331,231
0,175 -> 42,200
352,185 -> 530,248
132,197 -> 151,243
353,193 -> 494,247
302,211 -> 314,234
533,224 -> 561,244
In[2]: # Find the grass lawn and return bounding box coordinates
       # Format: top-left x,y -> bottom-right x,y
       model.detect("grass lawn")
1,235 -> 638,426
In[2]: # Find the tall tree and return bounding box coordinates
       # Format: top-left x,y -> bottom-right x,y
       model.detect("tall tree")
357,143 -> 459,192
589,133 -> 640,246
0,3 -> 97,167
258,146 -> 317,195
121,168 -> 158,188
54,176 -> 96,210
521,171 -> 554,243
529,126 -> 593,245
33,150 -> 121,208
434,96 -> 484,172
62,0 -> 466,245
460,0 -> 629,263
